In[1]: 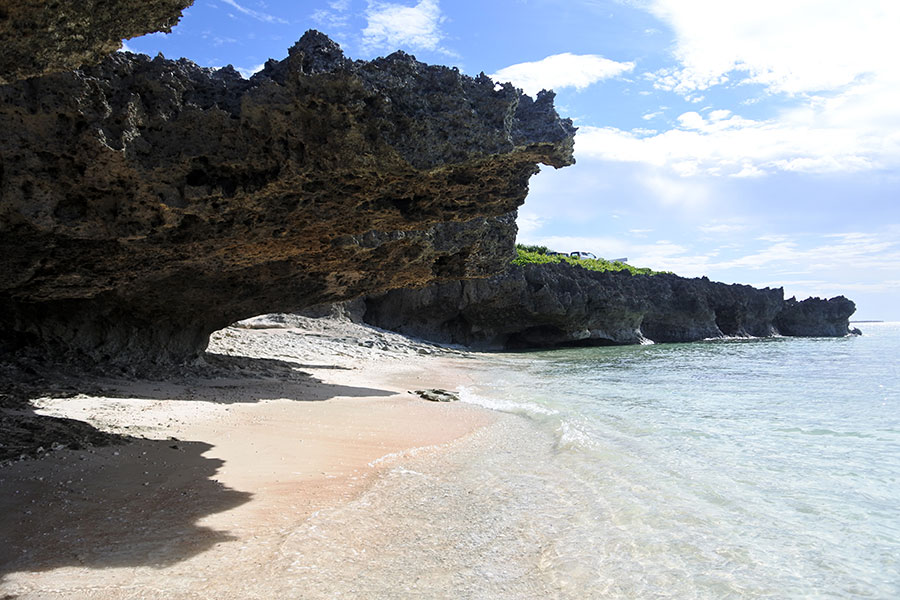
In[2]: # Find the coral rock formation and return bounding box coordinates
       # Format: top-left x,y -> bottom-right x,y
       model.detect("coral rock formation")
776,296 -> 861,337
0,31 -> 576,363
358,263 -> 857,348
0,0 -> 193,84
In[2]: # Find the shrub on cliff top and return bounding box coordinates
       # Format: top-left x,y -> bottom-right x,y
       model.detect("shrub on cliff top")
512,245 -> 663,275
517,244 -> 550,255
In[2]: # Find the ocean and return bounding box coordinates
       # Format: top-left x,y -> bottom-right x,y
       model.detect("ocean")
278,323 -> 900,598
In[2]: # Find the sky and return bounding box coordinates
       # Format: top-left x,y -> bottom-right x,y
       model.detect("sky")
124,0 -> 900,320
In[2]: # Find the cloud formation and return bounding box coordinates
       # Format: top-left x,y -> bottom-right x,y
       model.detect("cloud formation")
491,53 -> 634,97
598,1 -> 900,177
361,0 -> 453,56
234,63 -> 265,79
220,0 -> 288,24
311,0 -> 352,29
575,107 -> 893,177
645,0 -> 900,96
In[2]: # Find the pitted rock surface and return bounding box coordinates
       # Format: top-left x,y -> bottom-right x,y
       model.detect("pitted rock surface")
0,31 -> 576,363
358,263 -> 856,348
0,0 -> 192,84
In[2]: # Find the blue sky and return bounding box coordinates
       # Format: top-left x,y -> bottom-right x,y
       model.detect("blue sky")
124,0 -> 900,320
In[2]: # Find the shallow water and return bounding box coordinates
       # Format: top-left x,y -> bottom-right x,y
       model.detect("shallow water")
284,323 -> 900,598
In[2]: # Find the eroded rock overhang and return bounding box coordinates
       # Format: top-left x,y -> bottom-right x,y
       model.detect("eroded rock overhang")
0,0 -> 193,85
0,31 -> 577,363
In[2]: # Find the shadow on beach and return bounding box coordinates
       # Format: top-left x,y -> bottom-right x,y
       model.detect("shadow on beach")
1,352 -> 396,461
0,437 -> 251,584
77,353 -> 398,404
0,348 -> 398,588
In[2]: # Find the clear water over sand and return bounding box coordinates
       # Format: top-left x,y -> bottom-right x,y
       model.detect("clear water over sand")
283,323 -> 900,598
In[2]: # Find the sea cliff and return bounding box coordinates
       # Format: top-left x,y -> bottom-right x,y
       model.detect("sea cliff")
0,31 -> 575,364
355,262 -> 858,348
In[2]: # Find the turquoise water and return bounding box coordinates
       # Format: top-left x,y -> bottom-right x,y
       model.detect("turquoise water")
283,324 -> 900,598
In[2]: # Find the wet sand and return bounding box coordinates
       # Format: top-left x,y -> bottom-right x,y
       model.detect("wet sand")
0,316 -> 493,599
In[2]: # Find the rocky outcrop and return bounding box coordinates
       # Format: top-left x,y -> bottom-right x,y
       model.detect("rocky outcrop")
0,31 -> 576,364
0,0 -> 193,84
358,263 -> 857,348
776,296 -> 861,337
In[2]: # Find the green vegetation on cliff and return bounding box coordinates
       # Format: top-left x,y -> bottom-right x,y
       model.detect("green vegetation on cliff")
512,244 -> 664,276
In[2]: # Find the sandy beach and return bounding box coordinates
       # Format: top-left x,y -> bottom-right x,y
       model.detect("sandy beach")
0,315 -> 494,599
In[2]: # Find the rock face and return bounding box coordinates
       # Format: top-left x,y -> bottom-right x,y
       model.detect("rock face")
0,31 -> 576,363
0,0 -> 193,85
358,263 -> 857,348
776,296 -> 860,337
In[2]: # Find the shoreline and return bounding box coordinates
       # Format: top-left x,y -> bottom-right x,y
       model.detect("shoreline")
0,317 -> 495,598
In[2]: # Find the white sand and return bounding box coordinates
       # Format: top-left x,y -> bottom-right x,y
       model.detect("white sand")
0,316 -> 493,599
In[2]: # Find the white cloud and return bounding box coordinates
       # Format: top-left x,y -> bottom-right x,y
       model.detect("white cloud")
220,0 -> 288,24
361,0 -> 453,56
234,63 -> 265,79
618,1 -> 900,176
516,211 -> 544,238
699,223 -> 746,234
676,111 -> 705,130
312,0 -> 352,29
628,128 -> 657,137
574,106 -> 891,177
645,0 -> 900,96
490,53 -> 634,97
705,232 -> 900,278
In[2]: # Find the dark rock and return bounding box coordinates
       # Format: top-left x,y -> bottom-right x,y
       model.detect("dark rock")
0,31 -> 575,364
414,389 -> 459,402
776,296 -> 859,337
0,0 -> 192,84
359,263 -> 856,348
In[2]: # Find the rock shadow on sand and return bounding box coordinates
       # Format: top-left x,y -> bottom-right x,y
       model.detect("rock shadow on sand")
1,352 -> 397,465
0,437 -> 251,584
83,353 -> 398,404
3,352 -> 395,406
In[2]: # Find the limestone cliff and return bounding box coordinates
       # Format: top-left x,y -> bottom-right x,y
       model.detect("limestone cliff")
0,0 -> 193,84
776,296 -> 860,337
0,31 -> 576,363
358,263 -> 857,348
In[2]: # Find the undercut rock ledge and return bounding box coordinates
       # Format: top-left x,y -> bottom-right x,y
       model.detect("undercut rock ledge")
0,0 -> 193,84
0,31 -> 576,364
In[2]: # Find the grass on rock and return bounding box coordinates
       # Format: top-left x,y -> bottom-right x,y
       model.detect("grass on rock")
512,244 -> 666,276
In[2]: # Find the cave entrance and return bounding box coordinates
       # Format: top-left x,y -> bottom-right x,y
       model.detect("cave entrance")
714,306 -> 741,336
